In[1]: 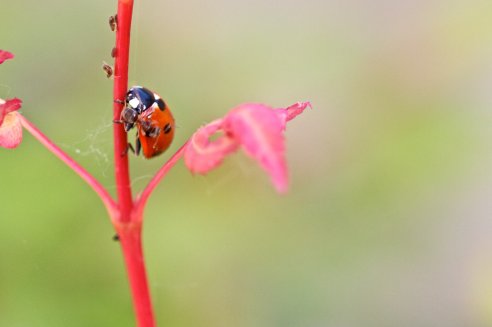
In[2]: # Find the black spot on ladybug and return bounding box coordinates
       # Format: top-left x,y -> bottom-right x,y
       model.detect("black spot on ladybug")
136,137 -> 141,156
113,234 -> 120,241
164,123 -> 172,134
156,98 -> 166,111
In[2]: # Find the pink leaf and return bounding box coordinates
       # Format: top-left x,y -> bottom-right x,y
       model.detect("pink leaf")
223,104 -> 289,193
0,98 -> 22,126
0,50 -> 14,64
0,112 -> 23,148
184,119 -> 239,174
184,102 -> 310,193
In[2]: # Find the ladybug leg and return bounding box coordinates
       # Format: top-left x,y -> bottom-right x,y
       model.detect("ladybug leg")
113,119 -> 135,132
135,137 -> 142,156
120,143 -> 135,157
114,99 -> 125,105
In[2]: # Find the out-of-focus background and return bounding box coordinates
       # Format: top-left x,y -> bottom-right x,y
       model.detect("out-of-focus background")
1,0 -> 492,326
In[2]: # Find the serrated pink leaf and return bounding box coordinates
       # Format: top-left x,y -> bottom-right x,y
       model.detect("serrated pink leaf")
184,119 -> 239,174
0,50 -> 14,64
0,112 -> 23,148
0,98 -> 22,125
223,104 -> 288,193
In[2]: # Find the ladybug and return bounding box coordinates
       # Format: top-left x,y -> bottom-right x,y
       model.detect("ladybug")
119,86 -> 175,159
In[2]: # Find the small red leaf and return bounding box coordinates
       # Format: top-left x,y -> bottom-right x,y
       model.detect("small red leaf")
0,112 -> 23,148
0,50 -> 14,64
0,98 -> 23,126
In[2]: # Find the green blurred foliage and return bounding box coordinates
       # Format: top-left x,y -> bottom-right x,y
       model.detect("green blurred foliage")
1,0 -> 492,326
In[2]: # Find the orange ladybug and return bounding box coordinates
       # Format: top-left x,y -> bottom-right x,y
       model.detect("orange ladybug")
119,86 -> 175,158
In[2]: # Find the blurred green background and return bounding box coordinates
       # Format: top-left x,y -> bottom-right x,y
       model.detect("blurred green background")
1,0 -> 492,326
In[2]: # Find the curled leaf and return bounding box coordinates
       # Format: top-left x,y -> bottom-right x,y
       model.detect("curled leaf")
184,102 -> 310,193
184,119 -> 239,174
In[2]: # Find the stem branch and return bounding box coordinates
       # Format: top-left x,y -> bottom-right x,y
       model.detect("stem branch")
134,142 -> 188,218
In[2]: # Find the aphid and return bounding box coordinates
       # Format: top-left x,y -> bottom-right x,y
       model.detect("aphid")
109,15 -> 117,31
102,62 -> 113,78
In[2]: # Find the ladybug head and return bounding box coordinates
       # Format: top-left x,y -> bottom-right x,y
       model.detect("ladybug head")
121,107 -> 138,132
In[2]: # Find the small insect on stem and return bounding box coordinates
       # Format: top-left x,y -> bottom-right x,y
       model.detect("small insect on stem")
109,14 -> 118,32
102,62 -> 113,78
111,47 -> 118,58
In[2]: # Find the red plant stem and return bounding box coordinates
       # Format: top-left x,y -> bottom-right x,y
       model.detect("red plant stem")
134,142 -> 188,219
19,114 -> 118,217
113,0 -> 135,222
112,1 -> 156,326
117,223 -> 156,327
